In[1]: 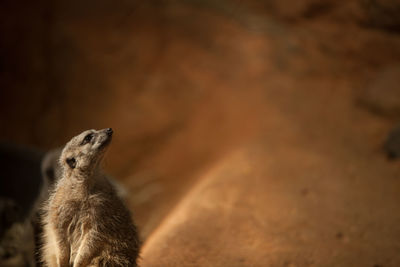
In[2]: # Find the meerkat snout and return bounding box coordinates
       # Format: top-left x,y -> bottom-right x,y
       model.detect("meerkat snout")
106,127 -> 113,136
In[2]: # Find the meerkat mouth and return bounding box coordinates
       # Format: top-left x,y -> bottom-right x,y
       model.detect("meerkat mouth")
99,136 -> 112,149
98,128 -> 113,150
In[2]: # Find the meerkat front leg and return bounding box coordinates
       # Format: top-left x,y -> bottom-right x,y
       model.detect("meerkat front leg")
56,232 -> 71,267
42,223 -> 59,267
73,232 -> 100,267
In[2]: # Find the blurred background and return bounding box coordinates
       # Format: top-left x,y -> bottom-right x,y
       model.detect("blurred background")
1,0 -> 400,266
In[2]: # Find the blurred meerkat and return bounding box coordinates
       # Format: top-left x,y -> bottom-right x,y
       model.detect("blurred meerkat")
0,220 -> 35,267
0,197 -> 35,267
41,128 -> 140,267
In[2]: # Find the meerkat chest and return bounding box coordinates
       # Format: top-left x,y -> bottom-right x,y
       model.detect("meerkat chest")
48,188 -> 89,226
48,194 -> 94,250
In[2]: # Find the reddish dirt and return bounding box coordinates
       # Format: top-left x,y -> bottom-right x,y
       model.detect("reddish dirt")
1,0 -> 400,266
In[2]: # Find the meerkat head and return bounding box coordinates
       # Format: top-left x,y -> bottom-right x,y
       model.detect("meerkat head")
41,148 -> 63,187
60,128 -> 113,176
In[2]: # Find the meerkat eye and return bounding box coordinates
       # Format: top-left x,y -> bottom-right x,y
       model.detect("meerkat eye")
66,157 -> 76,169
81,133 -> 94,145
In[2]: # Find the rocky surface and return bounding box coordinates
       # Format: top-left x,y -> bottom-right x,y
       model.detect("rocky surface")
357,65 -> 400,117
384,124 -> 400,159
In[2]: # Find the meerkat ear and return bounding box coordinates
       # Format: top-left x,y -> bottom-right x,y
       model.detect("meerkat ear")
66,157 -> 77,169
45,167 -> 55,182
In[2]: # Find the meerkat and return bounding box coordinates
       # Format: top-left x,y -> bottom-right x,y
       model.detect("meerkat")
32,147 -> 129,266
41,128 -> 140,267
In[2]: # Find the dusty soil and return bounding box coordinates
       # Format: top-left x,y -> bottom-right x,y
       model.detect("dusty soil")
1,0 -> 400,266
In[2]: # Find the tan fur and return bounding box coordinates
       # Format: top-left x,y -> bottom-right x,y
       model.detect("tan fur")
32,147 -> 128,266
41,129 -> 140,267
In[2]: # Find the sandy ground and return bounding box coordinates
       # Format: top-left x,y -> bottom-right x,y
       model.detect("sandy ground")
1,0 -> 400,266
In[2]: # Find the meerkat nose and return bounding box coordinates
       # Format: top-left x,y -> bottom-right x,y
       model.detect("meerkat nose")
106,128 -> 113,136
